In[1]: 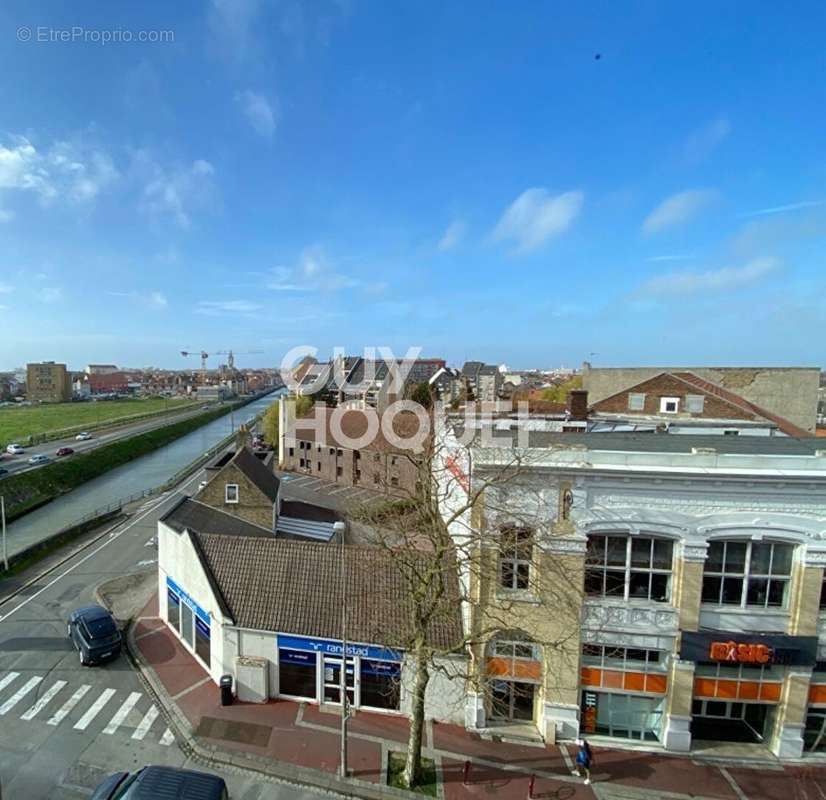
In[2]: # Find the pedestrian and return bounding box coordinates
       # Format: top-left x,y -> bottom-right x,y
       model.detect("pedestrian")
571,738 -> 593,785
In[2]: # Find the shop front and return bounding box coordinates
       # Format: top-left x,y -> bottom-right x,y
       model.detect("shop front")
485,639 -> 542,727
579,643 -> 668,742
681,630 -> 818,746
804,663 -> 826,753
166,576 -> 212,670
276,634 -> 402,713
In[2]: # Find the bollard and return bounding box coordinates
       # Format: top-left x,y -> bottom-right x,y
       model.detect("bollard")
527,773 -> 536,799
462,760 -> 471,786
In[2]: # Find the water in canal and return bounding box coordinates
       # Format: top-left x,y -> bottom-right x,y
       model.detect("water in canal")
4,391 -> 282,557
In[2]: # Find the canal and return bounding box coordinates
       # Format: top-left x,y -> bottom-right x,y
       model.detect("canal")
4,391 -> 282,557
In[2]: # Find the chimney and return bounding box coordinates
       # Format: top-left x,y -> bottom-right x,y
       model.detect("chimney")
567,389 -> 588,421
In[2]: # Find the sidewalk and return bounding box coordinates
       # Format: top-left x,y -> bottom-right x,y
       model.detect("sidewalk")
129,593 -> 826,800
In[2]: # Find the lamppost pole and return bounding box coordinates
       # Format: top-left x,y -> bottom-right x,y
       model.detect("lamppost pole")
1,496 -> 7,571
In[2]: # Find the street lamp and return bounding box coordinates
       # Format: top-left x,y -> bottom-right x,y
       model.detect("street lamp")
333,520 -> 349,778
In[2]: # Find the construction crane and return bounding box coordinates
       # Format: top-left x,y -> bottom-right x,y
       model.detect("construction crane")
180,349 -> 264,382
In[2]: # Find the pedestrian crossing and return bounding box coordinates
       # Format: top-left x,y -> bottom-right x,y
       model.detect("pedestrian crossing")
0,671 -> 174,746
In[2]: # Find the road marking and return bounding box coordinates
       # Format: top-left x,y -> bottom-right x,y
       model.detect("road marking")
0,672 -> 20,694
48,685 -> 90,726
327,486 -> 351,495
73,687 -> 116,730
102,691 -> 142,735
0,676 -> 43,715
159,727 -> 175,746
719,766 -> 749,800
0,492 -> 173,623
131,705 -> 159,740
20,680 -> 66,720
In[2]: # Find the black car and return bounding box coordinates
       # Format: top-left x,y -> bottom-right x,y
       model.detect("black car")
67,605 -> 122,666
91,766 -> 229,800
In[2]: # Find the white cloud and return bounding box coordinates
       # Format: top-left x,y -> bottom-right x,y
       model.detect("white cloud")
437,220 -> 466,251
235,90 -> 277,138
740,199 -> 825,218
638,257 -> 779,297
0,209 -> 13,223
682,117 -> 731,162
491,188 -> 583,253
642,189 -> 716,234
196,299 -> 263,315
148,291 -> 168,309
0,135 -> 117,205
37,286 -> 62,304
266,245 -> 359,292
136,153 -> 217,229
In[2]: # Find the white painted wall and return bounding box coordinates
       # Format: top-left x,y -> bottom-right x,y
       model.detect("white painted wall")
400,654 -> 468,726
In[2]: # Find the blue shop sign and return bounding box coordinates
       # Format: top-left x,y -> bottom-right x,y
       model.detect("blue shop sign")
166,576 -> 210,625
277,633 -> 401,663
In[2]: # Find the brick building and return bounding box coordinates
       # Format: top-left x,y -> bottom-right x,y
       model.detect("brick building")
282,406 -> 424,495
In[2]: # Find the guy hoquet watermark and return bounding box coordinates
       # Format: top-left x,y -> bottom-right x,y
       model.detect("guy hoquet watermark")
17,26 -> 175,45
280,345 -> 535,453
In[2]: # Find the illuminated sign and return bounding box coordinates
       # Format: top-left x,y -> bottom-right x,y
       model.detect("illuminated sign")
708,640 -> 772,664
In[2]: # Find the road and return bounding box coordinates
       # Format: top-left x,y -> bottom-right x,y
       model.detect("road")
0,467 -> 333,800
0,402 -> 216,477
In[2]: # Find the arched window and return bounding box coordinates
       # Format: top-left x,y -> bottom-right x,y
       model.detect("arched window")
585,533 -> 674,603
701,540 -> 793,609
498,527 -> 533,591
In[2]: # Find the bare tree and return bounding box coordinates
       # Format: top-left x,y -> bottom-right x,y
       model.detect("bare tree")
351,415 -> 585,790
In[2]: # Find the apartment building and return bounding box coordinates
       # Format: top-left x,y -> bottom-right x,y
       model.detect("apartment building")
282,405 -> 421,495
461,361 -> 502,402
437,418 -> 826,758
26,361 -> 71,403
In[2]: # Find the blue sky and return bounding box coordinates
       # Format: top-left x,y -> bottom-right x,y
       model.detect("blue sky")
1,2 -> 825,371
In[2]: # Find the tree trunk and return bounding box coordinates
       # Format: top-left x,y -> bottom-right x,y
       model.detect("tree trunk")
402,648 -> 430,788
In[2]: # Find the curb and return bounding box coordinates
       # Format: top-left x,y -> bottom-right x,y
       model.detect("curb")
125,620 -> 422,799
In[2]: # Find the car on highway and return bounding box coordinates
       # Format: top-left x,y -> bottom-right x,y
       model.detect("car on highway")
5,444 -> 24,455
75,431 -> 93,441
28,454 -> 51,465
67,605 -> 122,666
91,766 -> 228,800
55,447 -> 75,457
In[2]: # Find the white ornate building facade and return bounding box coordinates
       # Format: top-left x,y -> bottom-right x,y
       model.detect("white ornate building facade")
437,420 -> 826,758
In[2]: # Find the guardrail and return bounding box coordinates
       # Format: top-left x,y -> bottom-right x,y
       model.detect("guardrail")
17,404 -> 272,553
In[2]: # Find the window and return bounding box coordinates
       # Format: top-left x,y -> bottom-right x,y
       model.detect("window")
494,641 -> 537,660
317,462 -> 321,471
337,466 -> 343,477
581,644 -> 664,672
686,394 -> 705,413
628,393 -> 646,411
360,660 -> 401,710
373,474 -> 380,484
723,430 -> 740,436
374,453 -> 381,462
659,397 -> 680,414
499,527 -> 533,591
337,449 -> 343,457
225,484 -> 239,504
390,476 -> 399,487
278,649 -> 317,699
299,458 -> 305,467
585,534 -> 673,602
288,447 -> 294,457
167,588 -> 180,632
195,616 -> 210,667
391,456 -> 397,466
821,578 -> 826,609
701,540 -> 793,608
329,448 -> 335,455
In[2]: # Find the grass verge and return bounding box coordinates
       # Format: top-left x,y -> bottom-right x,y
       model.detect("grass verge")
387,751 -> 438,797
0,405 -> 233,521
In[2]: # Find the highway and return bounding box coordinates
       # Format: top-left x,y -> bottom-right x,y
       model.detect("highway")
0,401 -> 215,477
0,467 -> 329,800
2,392 -> 281,560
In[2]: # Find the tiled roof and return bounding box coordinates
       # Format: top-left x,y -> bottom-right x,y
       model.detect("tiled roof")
231,446 -> 280,502
162,497 -> 273,538
194,534 -> 463,651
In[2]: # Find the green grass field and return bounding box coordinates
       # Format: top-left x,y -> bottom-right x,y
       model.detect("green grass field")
0,398 -> 199,445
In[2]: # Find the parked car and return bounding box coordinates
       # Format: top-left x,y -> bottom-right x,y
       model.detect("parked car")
67,605 -> 122,666
91,766 -> 228,800
55,447 -> 75,457
75,432 -> 92,441
198,480 -> 208,492
28,454 -> 51,465
5,444 -> 24,455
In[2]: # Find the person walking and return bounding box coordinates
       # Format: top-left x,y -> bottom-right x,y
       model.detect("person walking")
571,738 -> 594,785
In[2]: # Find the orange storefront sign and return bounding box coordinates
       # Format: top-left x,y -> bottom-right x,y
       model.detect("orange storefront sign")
708,640 -> 772,664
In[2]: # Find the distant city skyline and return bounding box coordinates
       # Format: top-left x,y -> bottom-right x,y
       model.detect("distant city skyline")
1,3 -> 825,368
